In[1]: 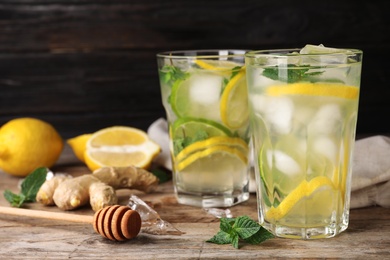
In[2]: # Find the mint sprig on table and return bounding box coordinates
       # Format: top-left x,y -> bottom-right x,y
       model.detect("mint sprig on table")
3,167 -> 48,207
262,64 -> 323,83
207,215 -> 274,249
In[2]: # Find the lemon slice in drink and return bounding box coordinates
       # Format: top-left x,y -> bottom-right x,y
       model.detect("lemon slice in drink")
266,83 -> 359,99
84,126 -> 160,171
177,145 -> 247,172
172,117 -> 232,139
195,59 -> 241,73
220,69 -> 249,129
266,176 -> 337,222
176,136 -> 249,163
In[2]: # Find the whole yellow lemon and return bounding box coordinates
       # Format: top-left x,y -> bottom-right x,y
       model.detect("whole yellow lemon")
0,117 -> 64,177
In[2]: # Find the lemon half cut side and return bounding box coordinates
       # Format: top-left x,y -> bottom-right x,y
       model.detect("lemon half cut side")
67,133 -> 92,163
84,126 -> 160,171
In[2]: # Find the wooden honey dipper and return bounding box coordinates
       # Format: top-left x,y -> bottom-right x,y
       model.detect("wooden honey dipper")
0,205 -> 142,241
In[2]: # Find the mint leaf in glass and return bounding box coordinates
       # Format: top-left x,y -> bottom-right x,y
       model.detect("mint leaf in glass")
173,130 -> 209,155
159,65 -> 189,87
262,64 -> 323,83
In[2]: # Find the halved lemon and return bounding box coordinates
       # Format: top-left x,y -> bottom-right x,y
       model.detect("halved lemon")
84,126 -> 161,171
175,136 -> 249,163
177,145 -> 247,172
220,69 -> 249,129
265,176 -> 337,221
266,83 -> 359,99
67,133 -> 92,162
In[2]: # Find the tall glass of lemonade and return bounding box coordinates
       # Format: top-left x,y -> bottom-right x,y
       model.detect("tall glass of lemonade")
245,45 -> 362,238
157,50 -> 250,207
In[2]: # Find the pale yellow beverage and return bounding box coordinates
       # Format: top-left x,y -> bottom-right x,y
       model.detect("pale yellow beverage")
246,45 -> 362,238
157,50 -> 250,207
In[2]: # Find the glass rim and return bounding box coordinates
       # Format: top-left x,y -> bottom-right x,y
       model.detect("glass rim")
156,49 -> 248,59
245,48 -> 363,58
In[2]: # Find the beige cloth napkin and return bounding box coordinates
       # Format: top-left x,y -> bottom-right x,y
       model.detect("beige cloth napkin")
350,135 -> 390,208
148,118 -> 390,209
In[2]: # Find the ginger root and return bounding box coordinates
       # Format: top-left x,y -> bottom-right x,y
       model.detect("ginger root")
36,166 -> 159,211
36,175 -> 73,206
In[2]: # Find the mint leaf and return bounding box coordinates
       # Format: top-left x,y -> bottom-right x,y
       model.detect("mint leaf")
262,64 -> 323,83
150,168 -> 171,183
21,167 -> 49,202
231,66 -> 243,79
3,190 -> 26,207
3,167 -> 48,207
221,66 -> 244,94
231,233 -> 240,249
207,230 -> 232,245
190,130 -> 208,144
245,226 -> 275,245
233,216 -> 261,239
159,65 -> 189,87
220,217 -> 236,233
173,137 -> 186,156
173,130 -> 209,155
207,217 -> 241,248
206,215 -> 274,249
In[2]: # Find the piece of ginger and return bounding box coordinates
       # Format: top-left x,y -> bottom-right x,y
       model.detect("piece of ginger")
36,166 -> 159,211
89,182 -> 117,212
36,175 -> 72,206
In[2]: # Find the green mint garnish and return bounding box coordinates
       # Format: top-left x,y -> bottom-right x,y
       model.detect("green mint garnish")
221,66 -> 244,94
207,216 -> 274,249
221,77 -> 229,93
150,168 -> 171,183
159,65 -> 189,87
173,130 -> 208,155
3,167 -> 49,207
262,64 -> 323,83
231,66 -> 243,79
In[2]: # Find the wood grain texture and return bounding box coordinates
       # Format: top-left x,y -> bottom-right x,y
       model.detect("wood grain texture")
0,0 -> 389,137
0,147 -> 389,259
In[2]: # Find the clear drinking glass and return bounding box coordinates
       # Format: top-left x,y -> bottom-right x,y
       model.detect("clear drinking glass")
245,47 -> 363,238
157,50 -> 250,207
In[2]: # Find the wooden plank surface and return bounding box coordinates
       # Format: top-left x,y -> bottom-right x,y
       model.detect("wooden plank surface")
0,145 -> 389,259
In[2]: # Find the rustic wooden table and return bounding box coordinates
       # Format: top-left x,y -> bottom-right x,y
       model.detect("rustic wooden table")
0,145 -> 389,259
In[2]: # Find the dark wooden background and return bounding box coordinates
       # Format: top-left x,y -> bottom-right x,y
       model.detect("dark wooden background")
1,0 -> 389,138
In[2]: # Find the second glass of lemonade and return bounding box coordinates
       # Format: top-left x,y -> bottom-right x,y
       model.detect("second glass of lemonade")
246,46 -> 362,239
157,50 -> 250,207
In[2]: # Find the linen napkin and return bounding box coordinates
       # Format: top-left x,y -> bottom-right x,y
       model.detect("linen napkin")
148,118 -> 390,209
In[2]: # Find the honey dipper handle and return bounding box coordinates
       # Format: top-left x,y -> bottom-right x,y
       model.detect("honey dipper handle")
0,206 -> 94,224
